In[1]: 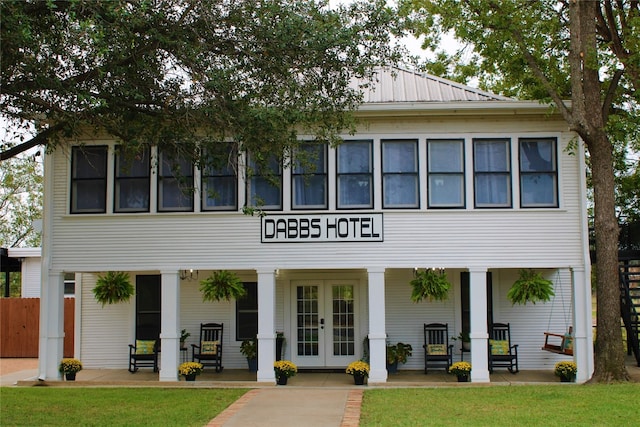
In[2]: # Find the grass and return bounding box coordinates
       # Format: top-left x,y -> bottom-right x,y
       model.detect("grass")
0,388 -> 248,426
360,385 -> 639,426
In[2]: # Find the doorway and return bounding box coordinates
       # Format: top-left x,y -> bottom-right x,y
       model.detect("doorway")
135,275 -> 161,341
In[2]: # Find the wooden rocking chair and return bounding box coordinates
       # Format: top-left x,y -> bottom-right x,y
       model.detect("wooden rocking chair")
423,323 -> 454,374
192,322 -> 224,372
128,339 -> 159,373
488,322 -> 519,374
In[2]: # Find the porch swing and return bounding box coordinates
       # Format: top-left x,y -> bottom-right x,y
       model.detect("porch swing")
542,271 -> 574,356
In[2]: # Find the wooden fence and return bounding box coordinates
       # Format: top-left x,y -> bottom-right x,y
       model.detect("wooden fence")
0,298 -> 74,357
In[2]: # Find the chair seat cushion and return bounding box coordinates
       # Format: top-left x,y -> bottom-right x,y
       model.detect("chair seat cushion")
201,340 -> 219,355
490,340 -> 509,355
426,344 -> 447,355
135,340 -> 156,355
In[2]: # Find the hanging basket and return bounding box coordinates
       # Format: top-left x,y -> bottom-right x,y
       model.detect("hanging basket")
199,270 -> 246,302
507,269 -> 554,305
410,269 -> 451,302
92,272 -> 134,306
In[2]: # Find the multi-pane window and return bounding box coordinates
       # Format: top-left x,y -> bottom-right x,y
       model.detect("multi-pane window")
71,146 -> 108,213
114,145 -> 150,213
247,154 -> 282,210
519,138 -> 558,207
236,282 -> 258,341
382,140 -> 419,208
337,140 -> 373,209
158,149 -> 194,212
201,142 -> 237,211
427,139 -> 465,208
474,139 -> 511,207
292,143 -> 327,209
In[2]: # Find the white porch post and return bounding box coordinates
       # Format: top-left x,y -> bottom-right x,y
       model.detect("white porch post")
159,271 -> 180,381
257,269 -> 276,383
469,268 -> 490,383
39,270 -> 65,380
367,267 -> 387,383
572,267 -> 594,382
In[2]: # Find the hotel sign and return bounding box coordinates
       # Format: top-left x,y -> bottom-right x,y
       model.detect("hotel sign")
261,214 -> 384,243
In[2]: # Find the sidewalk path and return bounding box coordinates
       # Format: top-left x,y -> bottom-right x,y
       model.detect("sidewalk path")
206,388 -> 363,427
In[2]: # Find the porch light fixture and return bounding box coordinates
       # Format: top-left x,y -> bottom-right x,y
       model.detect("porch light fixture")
180,269 -> 199,281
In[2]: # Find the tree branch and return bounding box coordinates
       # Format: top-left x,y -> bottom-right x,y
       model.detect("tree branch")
0,123 -> 67,161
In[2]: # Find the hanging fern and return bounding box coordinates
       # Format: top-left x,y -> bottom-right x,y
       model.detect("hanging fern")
199,270 -> 246,302
92,271 -> 134,306
410,269 -> 451,302
507,269 -> 555,305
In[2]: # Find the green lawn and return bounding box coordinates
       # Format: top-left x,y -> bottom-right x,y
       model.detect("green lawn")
0,388 -> 248,426
360,385 -> 639,426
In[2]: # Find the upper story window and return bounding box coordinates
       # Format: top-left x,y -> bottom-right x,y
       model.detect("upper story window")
474,139 -> 511,208
247,154 -> 282,210
71,146 -> 108,214
114,145 -> 150,213
337,140 -> 373,209
519,138 -> 558,207
427,139 -> 465,208
201,142 -> 238,211
292,143 -> 327,209
158,148 -> 194,212
382,139 -> 419,208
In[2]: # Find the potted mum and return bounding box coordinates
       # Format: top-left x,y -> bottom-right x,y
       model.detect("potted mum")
346,360 -> 370,385
449,361 -> 472,382
554,361 -> 577,382
273,360 -> 297,385
59,358 -> 82,381
178,362 -> 203,381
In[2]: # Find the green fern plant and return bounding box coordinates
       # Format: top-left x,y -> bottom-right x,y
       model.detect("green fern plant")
410,269 -> 451,302
199,270 -> 246,302
92,271 -> 134,306
507,269 -> 555,305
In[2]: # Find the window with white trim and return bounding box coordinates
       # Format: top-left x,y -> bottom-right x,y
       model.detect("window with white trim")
292,143 -> 327,209
474,139 -> 511,207
247,155 -> 282,210
158,149 -> 194,212
382,139 -> 419,208
337,140 -> 373,209
519,138 -> 558,207
201,142 -> 238,211
114,145 -> 150,213
71,146 -> 108,214
427,139 -> 465,208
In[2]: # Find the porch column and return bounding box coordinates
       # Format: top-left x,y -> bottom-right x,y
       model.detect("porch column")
159,271 -> 180,381
572,267 -> 594,382
469,268 -> 490,383
257,269 -> 276,383
39,270 -> 65,380
367,267 -> 387,383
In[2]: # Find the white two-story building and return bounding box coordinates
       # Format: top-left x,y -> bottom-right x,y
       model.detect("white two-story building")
38,68 -> 593,383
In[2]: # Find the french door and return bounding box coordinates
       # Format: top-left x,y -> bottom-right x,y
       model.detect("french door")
292,280 -> 358,368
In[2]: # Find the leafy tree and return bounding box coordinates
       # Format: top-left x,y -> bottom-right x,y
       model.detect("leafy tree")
1,0 -> 403,169
401,0 -> 639,382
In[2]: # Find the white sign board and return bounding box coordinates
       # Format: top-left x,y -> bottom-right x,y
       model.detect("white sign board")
261,214 -> 384,243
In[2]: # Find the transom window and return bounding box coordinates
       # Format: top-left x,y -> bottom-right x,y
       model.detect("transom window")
292,143 -> 328,209
519,138 -> 558,207
474,139 -> 511,208
427,139 -> 465,208
158,149 -> 194,212
114,145 -> 150,213
71,146 -> 108,214
247,155 -> 282,210
201,142 -> 238,211
337,140 -> 373,209
382,139 -> 419,208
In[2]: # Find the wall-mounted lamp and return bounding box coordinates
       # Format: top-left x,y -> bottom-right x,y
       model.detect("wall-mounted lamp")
180,269 -> 199,281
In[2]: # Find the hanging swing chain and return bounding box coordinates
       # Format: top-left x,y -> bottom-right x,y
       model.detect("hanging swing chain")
546,269 -> 572,333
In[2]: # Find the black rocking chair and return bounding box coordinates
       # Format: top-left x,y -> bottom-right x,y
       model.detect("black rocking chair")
129,339 -> 159,373
192,322 -> 224,372
423,323 -> 454,374
488,322 -> 519,373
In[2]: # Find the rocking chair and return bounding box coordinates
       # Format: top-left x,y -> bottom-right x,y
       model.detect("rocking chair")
488,322 -> 519,373
423,323 -> 454,374
192,322 -> 224,372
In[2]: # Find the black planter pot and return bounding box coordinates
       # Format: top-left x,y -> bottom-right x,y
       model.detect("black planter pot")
457,375 -> 469,382
65,373 -> 76,381
386,361 -> 398,374
277,376 -> 288,385
353,374 -> 366,385
185,374 -> 196,382
247,358 -> 258,372
276,337 -> 285,361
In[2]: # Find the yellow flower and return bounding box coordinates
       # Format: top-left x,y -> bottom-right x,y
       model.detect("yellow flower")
178,362 -> 203,376
346,360 -> 370,377
274,360 -> 297,378
59,358 -> 83,374
448,361 -> 471,376
554,361 -> 577,377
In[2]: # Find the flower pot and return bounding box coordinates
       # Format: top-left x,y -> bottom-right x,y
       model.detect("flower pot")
247,358 -> 258,372
276,336 -> 285,361
457,375 -> 469,382
277,376 -> 288,385
462,342 -> 471,351
185,374 -> 196,382
353,374 -> 366,385
560,375 -> 575,383
386,361 -> 398,374
65,373 -> 76,381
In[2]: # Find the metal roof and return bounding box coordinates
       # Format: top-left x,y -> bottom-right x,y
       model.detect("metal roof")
356,67 -> 513,103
